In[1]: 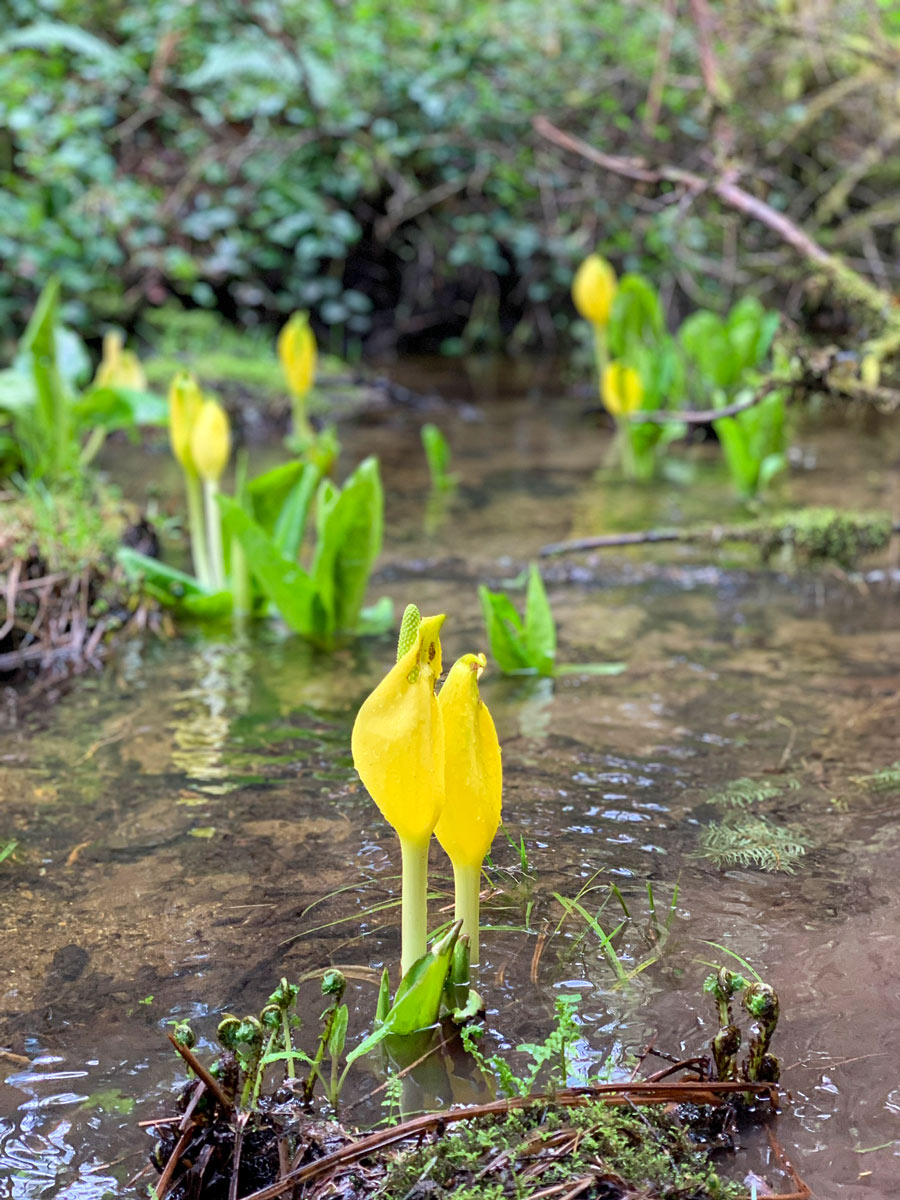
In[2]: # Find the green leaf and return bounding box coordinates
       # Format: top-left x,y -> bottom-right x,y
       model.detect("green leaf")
0,22 -> 138,76
421,423 -> 456,489
73,386 -> 167,433
478,585 -> 531,673
272,465 -> 319,560
218,496 -> 316,633
345,923 -> 460,1067
523,563 -> 556,676
310,456 -> 384,642
608,274 -> 664,357
247,460 -> 318,540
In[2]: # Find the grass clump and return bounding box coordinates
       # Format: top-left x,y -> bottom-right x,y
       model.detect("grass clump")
378,1101 -> 743,1200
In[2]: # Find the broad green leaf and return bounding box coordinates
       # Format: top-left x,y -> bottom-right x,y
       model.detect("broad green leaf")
344,924 -> 460,1067
608,274 -> 664,357
117,548 -> 232,615
310,456 -> 383,641
218,495 -> 316,633
273,465 -> 319,559
524,563 -> 556,676
74,386 -> 167,430
713,416 -> 757,496
478,585 -> 531,673
247,460 -> 317,538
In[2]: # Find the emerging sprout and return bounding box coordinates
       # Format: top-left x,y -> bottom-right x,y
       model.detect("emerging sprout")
321,969 -> 347,1000
172,1021 -> 196,1051
743,981 -> 780,1082
712,1023 -> 741,1082
351,606 -> 446,974
216,1015 -> 243,1051
434,652 -> 502,966
572,254 -> 617,328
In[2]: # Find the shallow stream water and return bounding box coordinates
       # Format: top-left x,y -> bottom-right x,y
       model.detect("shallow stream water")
2,360 -> 900,1197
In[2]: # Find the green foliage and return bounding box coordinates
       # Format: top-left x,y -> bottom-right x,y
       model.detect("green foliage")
706,778 -> 782,809
377,1099 -> 744,1200
479,563 -> 625,678
0,840 -> 18,867
699,817 -> 810,874
698,775 -> 809,873
856,763 -> 900,793
121,456 -> 392,647
679,297 -> 787,498
421,423 -> 457,491
0,279 -> 165,482
462,994 -> 581,1098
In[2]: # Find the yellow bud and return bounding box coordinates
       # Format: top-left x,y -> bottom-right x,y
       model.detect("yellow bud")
434,654 -> 502,870
351,614 -> 446,845
572,254 -> 617,327
601,361 -> 643,418
278,311 -> 317,399
94,330 -> 147,390
189,399 -> 231,483
168,372 -> 204,472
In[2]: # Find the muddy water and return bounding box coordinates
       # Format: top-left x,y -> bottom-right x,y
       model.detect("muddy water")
2,362 -> 900,1197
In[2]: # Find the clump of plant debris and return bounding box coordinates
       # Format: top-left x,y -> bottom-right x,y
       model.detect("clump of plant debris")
0,480 -> 159,695
145,965 -> 805,1200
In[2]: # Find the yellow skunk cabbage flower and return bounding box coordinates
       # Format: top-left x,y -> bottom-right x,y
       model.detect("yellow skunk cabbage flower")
278,311 -> 317,397
278,311 -> 317,442
435,653 -> 501,966
94,330 -> 147,391
352,608 -> 446,973
190,399 -> 231,484
572,254 -> 617,328
169,372 -> 204,473
602,361 -> 643,418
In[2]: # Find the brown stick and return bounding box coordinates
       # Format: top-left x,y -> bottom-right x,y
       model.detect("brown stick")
167,1032 -> 233,1112
532,116 -> 899,326
625,379 -> 790,425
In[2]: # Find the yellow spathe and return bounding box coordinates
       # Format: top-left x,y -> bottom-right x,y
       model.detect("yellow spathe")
351,614 -> 446,845
94,331 -> 147,391
435,653 -> 502,868
602,361 -> 643,417
190,399 -> 231,483
572,254 -> 617,327
278,311 -> 317,399
169,372 -> 204,472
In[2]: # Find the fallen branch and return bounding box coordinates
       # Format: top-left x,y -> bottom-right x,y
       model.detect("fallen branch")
533,116 -> 900,356
541,508 -> 900,568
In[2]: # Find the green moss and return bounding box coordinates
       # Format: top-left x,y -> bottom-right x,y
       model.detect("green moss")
755,507 -> 894,569
378,1102 -> 744,1200
6,479 -> 128,573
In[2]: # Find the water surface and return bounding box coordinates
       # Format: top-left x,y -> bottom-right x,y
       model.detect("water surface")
2,363 -> 900,1197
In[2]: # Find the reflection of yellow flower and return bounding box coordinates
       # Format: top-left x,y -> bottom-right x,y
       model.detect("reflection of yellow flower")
277,311 -> 317,399
352,614 -> 445,845
435,652 -> 502,966
572,254 -> 617,327
169,372 -> 204,473
94,330 -> 147,391
190,399 -> 231,483
602,362 -> 643,417
352,612 -> 446,974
